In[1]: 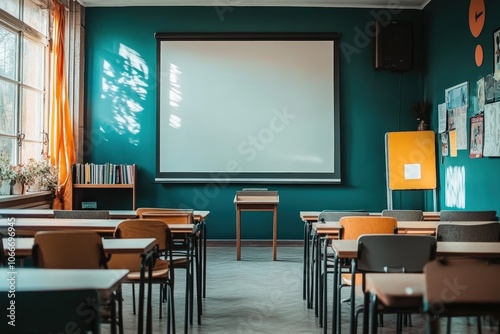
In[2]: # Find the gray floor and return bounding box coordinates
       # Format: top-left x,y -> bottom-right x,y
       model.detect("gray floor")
102,246 -> 499,334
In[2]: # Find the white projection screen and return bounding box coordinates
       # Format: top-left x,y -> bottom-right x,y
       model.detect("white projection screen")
155,33 -> 341,183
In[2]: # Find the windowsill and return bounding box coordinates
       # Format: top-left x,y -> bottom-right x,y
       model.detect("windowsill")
0,191 -> 54,209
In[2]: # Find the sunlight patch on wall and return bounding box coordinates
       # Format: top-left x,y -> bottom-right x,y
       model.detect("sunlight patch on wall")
445,165 -> 465,209
101,43 -> 149,145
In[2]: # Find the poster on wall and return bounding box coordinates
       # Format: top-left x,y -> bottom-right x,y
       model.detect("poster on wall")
483,101 -> 500,157
445,81 -> 468,110
449,130 -> 458,157
494,27 -> 500,80
454,106 -> 468,150
438,103 -> 447,133
469,114 -> 484,158
485,74 -> 496,103
477,77 -> 485,113
441,132 -> 449,157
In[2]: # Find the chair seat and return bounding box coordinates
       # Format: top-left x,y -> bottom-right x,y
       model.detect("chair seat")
341,273 -> 363,286
126,259 -> 170,280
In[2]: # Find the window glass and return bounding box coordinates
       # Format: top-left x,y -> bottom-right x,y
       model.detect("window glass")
21,87 -> 43,141
0,79 -> 17,135
0,0 -> 19,19
23,0 -> 48,35
0,26 -> 18,80
23,37 -> 44,90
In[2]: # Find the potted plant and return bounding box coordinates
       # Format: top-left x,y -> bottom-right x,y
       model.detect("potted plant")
25,156 -> 59,192
412,101 -> 432,131
10,163 -> 30,195
0,152 -> 14,195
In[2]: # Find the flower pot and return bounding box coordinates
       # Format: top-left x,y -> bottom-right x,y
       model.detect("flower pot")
0,180 -> 11,195
12,181 -> 25,195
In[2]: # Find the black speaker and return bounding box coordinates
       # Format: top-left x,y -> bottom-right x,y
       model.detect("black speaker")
374,20 -> 413,71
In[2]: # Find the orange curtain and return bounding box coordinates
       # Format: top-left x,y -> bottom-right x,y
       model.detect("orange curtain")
49,0 -> 76,209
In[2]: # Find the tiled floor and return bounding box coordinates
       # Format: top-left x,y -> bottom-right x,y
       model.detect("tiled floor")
102,246 -> 499,334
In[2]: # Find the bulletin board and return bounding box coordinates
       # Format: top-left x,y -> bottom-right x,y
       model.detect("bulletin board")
385,131 -> 437,190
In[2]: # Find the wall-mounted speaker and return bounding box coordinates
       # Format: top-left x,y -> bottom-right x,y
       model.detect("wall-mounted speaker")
374,20 -> 413,71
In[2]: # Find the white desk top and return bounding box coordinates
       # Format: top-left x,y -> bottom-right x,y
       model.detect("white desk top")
0,268 -> 129,292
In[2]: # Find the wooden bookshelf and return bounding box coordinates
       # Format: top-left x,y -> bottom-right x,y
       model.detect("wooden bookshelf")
72,164 -> 136,210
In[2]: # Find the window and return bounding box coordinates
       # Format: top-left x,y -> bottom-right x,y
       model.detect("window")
0,0 -> 49,164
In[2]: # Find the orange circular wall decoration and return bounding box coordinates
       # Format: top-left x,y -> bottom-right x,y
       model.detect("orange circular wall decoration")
469,0 -> 485,67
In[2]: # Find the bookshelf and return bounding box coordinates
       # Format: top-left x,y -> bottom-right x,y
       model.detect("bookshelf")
72,163 -> 136,210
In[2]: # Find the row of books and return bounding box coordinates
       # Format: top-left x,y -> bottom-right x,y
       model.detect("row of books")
73,163 -> 135,185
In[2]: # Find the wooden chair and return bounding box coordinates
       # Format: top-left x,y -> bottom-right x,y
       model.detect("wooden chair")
53,209 -> 110,219
136,208 -> 201,327
423,258 -> 500,334
354,234 -> 437,334
313,210 -> 369,319
107,219 -> 176,333
31,231 -> 121,332
336,216 -> 398,332
435,222 -> 500,332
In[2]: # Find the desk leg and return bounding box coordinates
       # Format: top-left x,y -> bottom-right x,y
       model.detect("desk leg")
332,253 -> 339,334
236,207 -> 241,260
322,237 -> 328,333
272,206 -> 277,261
303,222 -> 307,300
202,220 -> 207,298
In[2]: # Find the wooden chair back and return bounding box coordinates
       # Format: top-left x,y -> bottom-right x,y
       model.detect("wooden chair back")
339,216 -> 397,240
33,231 -> 108,269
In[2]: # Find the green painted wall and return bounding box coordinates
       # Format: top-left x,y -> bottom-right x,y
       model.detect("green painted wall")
84,6 -> 427,240
424,0 -> 500,212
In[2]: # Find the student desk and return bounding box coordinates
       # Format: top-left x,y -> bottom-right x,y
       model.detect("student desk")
328,240 -> 500,334
234,191 -> 279,260
0,268 -> 128,334
3,237 -> 157,334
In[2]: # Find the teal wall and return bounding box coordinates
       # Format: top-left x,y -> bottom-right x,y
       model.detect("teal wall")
84,6 -> 427,240
424,0 -> 500,212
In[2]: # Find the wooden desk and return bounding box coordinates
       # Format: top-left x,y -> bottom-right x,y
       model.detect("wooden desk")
0,268 -> 128,334
364,273 -> 424,334
3,237 -> 157,334
0,208 -> 210,221
234,191 -> 279,260
300,211 -> 440,223
328,239 -> 500,334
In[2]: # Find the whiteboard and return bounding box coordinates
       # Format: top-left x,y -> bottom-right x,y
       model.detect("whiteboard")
155,33 -> 341,183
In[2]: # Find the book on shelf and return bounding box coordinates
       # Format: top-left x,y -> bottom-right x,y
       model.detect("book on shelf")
72,163 -> 135,185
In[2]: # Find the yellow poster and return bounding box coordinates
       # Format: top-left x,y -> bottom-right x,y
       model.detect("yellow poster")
449,130 -> 457,157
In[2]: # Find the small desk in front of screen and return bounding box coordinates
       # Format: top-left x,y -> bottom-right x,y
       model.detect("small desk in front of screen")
234,191 -> 279,261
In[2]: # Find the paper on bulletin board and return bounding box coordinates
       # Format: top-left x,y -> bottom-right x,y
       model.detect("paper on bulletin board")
438,103 -> 447,133
454,106 -> 467,150
404,164 -> 421,180
449,130 -> 457,157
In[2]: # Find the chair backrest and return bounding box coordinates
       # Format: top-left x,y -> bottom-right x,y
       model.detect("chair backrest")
115,218 -> 172,252
108,219 -> 173,272
356,234 -> 436,273
53,210 -> 110,219
424,258 -> 500,306
32,231 -> 108,269
339,216 -> 397,240
435,222 -> 500,242
381,209 -> 423,221
318,210 -> 369,222
439,210 -> 497,221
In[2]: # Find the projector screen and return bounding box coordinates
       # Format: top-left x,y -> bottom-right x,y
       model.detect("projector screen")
155,33 -> 340,183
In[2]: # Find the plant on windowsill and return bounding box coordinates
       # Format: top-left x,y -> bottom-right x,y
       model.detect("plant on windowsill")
10,163 -> 30,195
0,152 -> 14,195
25,156 -> 59,192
